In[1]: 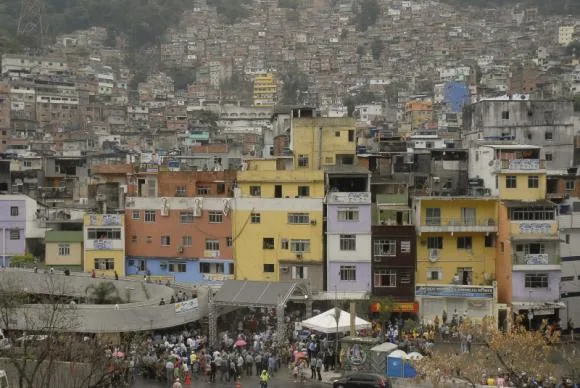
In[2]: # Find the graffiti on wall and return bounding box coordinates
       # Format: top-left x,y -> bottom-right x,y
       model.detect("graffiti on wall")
509,159 -> 540,170
518,223 -> 552,234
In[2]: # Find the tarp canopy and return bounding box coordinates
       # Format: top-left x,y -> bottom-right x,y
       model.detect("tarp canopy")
213,280 -> 297,308
301,308 -> 371,334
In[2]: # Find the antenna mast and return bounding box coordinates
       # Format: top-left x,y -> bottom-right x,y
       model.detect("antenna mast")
17,0 -> 46,48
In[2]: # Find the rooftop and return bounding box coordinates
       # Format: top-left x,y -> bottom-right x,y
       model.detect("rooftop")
45,231 -> 83,243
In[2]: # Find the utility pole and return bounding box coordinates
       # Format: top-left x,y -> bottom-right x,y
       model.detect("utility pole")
17,0 -> 46,49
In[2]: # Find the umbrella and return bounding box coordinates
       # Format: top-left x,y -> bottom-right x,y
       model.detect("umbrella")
113,351 -> 124,358
234,339 -> 247,347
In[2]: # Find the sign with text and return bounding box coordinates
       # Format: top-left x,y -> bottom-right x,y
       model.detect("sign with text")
88,214 -> 122,226
175,298 -> 199,314
415,285 -> 493,299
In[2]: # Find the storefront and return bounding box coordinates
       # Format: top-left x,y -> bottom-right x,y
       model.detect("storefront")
370,301 -> 419,315
511,301 -> 566,330
415,283 -> 497,323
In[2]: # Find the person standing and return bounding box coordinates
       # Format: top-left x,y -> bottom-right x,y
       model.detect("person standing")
310,358 -> 317,379
316,356 -> 323,381
245,352 -> 254,376
165,359 -> 174,387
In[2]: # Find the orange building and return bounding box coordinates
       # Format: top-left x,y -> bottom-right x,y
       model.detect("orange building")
124,196 -> 234,284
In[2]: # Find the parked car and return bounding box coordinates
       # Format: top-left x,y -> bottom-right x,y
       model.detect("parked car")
332,373 -> 391,388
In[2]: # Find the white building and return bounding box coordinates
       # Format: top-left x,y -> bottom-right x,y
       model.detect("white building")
559,26 -> 576,46
558,198 -> 580,331
355,104 -> 383,124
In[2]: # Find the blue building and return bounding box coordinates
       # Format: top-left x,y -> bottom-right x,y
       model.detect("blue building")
443,81 -> 470,113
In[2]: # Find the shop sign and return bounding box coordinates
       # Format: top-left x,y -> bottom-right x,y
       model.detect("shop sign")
533,308 -> 554,316
415,285 -> 493,299
175,298 -> 199,314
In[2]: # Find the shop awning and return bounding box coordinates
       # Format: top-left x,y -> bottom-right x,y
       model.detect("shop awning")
511,301 -> 566,315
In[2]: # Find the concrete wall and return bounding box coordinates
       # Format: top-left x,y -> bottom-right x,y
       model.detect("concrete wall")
327,262 -> 371,293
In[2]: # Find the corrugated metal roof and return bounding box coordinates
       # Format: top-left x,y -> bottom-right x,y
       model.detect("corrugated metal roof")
45,231 -> 83,243
213,280 -> 296,307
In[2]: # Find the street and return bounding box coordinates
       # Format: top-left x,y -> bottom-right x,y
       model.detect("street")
133,372 -> 326,388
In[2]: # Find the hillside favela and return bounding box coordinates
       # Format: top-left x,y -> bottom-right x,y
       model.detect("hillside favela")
0,0 -> 579,387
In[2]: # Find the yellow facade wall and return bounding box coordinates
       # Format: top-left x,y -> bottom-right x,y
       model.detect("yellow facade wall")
292,117 -> 356,169
45,242 -> 83,266
498,173 -> 546,201
83,250 -> 125,277
232,209 -> 323,282
418,199 -> 497,225
416,232 -> 496,285
236,169 -> 325,198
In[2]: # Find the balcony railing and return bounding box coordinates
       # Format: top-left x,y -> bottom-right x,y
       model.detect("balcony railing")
420,217 -> 497,232
513,253 -> 560,266
494,159 -> 545,171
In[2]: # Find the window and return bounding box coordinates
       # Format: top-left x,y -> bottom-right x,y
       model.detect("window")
10,207 -> 18,217
161,235 -> 171,246
197,185 -> 210,195
545,132 -> 553,140
427,237 -> 443,249
297,154 -> 309,167
146,236 -> 152,243
546,153 -> 552,161
95,258 -> 115,270
180,211 -> 194,223
561,276 -> 574,281
87,228 -> 121,240
132,210 -> 140,220
508,207 -> 554,220
281,239 -> 289,249
425,208 -> 441,225
263,264 -> 275,272
457,267 -> 472,285
182,236 -> 192,247
374,239 -> 396,256
263,237 -> 275,249
298,186 -> 310,197
374,269 -> 396,287
566,181 -> 575,191
131,235 -> 137,243
340,265 -> 356,281
427,270 -> 442,281
506,176 -> 517,189
250,186 -> 261,197
339,234 -> 356,251
288,213 -> 310,224
168,263 -> 186,272
199,262 -> 224,274
566,234 -> 570,244
528,176 -> 539,189
399,271 -> 411,284
400,240 -> 411,253
251,213 -> 261,224
290,239 -> 310,252
292,266 -> 308,279
208,211 -> 223,223
205,239 -> 220,251
337,208 -> 359,221
348,129 -> 355,142
525,273 -> 548,288
335,131 -> 340,137
501,110 -> 510,120
23,160 -> 31,167
457,236 -> 473,250
144,210 -> 156,223
226,237 -> 232,247
484,234 -> 495,248
175,185 -> 187,197
58,243 -> 70,256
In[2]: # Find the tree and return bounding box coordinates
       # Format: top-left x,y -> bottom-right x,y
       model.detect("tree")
165,67 -> 196,91
414,317 -> 563,387
371,38 -> 384,60
9,254 -> 35,268
281,65 -> 309,105
369,296 -> 394,333
84,282 -> 122,305
566,41 -> 580,58
354,0 -> 380,32
207,0 -> 252,24
0,276 -> 123,387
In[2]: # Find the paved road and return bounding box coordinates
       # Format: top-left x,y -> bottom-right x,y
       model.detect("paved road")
133,374 -> 325,388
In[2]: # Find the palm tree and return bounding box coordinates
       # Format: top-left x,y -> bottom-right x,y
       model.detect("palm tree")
85,282 -> 122,305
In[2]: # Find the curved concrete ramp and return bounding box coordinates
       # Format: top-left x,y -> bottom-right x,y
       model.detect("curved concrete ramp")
0,270 -> 209,333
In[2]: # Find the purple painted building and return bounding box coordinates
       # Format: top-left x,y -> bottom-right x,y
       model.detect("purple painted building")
325,169 -> 372,294
0,195 -> 27,265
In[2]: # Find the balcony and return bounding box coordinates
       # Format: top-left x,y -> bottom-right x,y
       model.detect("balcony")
512,253 -> 561,271
419,217 -> 497,233
509,221 -> 558,237
493,159 -> 545,172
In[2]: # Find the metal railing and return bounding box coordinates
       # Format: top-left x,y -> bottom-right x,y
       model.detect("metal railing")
423,217 -> 497,227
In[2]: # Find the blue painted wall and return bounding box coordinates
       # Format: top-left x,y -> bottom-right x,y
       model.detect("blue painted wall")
443,81 -> 470,113
126,256 -> 234,284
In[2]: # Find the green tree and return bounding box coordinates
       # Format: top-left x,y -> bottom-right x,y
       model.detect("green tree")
85,282 -> 122,305
566,40 -> 580,58
356,45 -> 366,57
165,67 -> 196,91
371,38 -> 384,60
355,0 -> 380,32
370,296 -> 394,332
207,0 -> 252,24
9,254 -> 36,268
281,66 -> 309,105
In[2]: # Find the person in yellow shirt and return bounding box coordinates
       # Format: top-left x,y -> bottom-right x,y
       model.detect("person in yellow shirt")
259,370 -> 270,388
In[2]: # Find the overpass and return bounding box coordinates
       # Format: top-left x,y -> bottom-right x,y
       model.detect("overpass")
0,269 -> 210,333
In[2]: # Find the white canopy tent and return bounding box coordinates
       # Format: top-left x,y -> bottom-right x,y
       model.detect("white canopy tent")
301,308 -> 372,334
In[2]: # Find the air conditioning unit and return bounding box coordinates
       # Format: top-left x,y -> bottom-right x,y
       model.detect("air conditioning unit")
281,266 -> 289,273
177,247 -> 184,253
310,219 -> 317,226
296,253 -> 303,259
428,249 -> 439,262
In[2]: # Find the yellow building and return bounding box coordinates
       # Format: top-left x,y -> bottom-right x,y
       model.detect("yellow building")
291,109 -> 357,169
45,231 -> 84,270
253,73 -> 277,107
414,196 -> 499,322
83,214 -> 126,277
234,158 -> 325,290
405,100 -> 433,130
414,196 -> 498,285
